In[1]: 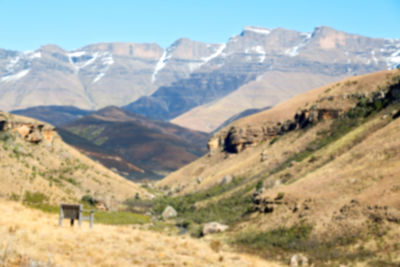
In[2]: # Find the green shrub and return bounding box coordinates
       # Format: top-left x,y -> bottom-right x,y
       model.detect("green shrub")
234,224 -> 313,251
255,180 -> 263,191
275,192 -> 285,200
94,211 -> 150,225
66,177 -> 79,186
9,193 -> 20,201
23,191 -> 48,205
81,194 -> 97,205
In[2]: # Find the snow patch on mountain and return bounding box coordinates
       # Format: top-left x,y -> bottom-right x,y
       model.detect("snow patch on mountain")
68,51 -> 86,58
387,49 -> 400,69
1,69 -> 30,83
202,44 -> 226,63
68,51 -> 101,71
152,51 -> 171,83
245,46 -> 266,62
253,46 -> 266,62
285,33 -> 311,57
5,56 -> 21,72
186,44 -> 227,72
371,50 -> 378,64
92,53 -> 114,84
23,51 -> 42,59
244,26 -> 271,35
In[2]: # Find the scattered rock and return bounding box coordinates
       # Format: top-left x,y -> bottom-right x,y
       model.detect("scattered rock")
202,222 -> 229,235
260,150 -> 268,162
96,201 -> 108,211
162,205 -> 177,220
348,178 -> 356,184
251,188 -> 264,204
220,175 -> 233,185
289,254 -> 309,266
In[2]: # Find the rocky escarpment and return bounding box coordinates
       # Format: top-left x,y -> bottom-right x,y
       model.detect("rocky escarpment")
209,74 -> 400,154
0,112 -> 56,144
209,108 -> 341,153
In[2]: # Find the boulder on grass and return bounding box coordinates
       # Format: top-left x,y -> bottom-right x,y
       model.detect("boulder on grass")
202,222 -> 228,235
220,175 -> 233,185
162,205 -> 177,220
289,254 -> 309,266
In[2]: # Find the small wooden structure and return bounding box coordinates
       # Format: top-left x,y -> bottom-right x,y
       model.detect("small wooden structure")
59,204 -> 94,229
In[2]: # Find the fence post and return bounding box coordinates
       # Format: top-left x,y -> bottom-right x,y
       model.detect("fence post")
89,211 -> 94,229
78,205 -> 82,227
59,204 -> 63,227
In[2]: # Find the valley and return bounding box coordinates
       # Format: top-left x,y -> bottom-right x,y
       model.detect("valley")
2,69 -> 399,266
1,12 -> 400,266
152,69 -> 400,266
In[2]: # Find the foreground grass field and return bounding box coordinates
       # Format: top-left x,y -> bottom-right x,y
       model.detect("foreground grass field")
0,200 -> 281,267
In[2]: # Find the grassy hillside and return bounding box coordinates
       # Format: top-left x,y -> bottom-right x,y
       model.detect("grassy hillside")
0,112 -> 146,207
0,200 -> 281,267
58,106 -> 209,180
152,69 -> 400,266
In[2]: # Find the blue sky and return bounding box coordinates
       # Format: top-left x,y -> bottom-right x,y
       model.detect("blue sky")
0,0 -> 399,51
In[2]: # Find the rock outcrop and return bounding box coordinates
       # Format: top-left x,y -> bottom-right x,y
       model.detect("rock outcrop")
0,112 -> 56,144
209,107 -> 341,154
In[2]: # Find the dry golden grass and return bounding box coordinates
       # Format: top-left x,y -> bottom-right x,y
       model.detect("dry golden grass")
158,69 -> 399,194
0,200 -> 281,267
0,113 -> 146,206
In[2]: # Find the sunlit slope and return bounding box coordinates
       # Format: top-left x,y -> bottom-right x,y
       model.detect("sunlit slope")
0,112 -> 145,204
159,70 -> 398,192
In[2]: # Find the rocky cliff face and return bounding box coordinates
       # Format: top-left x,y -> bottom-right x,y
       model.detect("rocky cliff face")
208,107 -> 341,153
0,112 -> 56,144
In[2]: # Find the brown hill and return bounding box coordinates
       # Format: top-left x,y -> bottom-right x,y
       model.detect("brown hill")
0,112 -> 146,206
155,69 -> 400,265
58,106 -> 209,180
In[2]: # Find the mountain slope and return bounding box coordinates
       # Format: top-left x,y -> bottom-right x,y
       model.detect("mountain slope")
58,106 -> 209,180
11,105 -> 92,126
0,40 -> 222,111
155,69 -> 400,265
127,26 -> 400,131
212,106 -> 271,134
171,71 -> 336,131
0,111 -> 146,206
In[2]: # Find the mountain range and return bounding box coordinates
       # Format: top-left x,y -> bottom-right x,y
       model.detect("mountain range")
2,26 -> 399,132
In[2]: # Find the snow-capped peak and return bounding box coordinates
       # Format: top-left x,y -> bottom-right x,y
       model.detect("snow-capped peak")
243,26 -> 271,35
